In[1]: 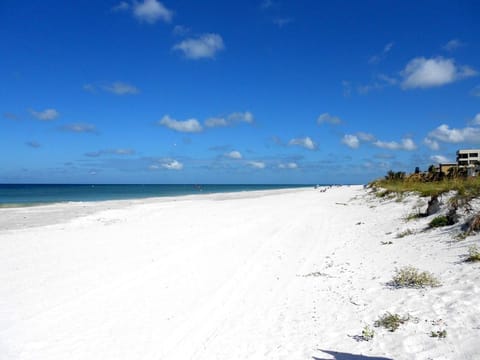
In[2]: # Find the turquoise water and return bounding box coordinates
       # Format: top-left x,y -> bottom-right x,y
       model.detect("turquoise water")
0,184 -> 312,206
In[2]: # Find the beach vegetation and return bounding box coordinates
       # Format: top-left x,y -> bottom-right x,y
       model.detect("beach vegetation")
361,325 -> 375,341
430,330 -> 447,338
429,215 -> 450,228
465,245 -> 480,262
370,170 -> 480,198
396,229 -> 414,238
390,266 -> 441,288
374,312 -> 409,332
465,213 -> 480,235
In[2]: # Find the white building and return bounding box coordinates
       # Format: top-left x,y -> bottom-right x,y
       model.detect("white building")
456,149 -> 480,176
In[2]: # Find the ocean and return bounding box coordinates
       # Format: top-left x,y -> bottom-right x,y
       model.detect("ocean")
0,184 -> 312,206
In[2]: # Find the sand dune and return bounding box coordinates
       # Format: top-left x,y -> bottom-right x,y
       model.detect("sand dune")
1,186 -> 479,359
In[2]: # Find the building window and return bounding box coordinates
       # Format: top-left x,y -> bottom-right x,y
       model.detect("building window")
458,153 -> 468,159
469,153 -> 479,157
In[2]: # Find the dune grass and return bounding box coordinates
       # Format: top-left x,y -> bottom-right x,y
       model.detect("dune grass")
371,177 -> 480,198
390,266 -> 441,288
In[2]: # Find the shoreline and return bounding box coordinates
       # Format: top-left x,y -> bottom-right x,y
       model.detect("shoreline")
0,186 -> 320,231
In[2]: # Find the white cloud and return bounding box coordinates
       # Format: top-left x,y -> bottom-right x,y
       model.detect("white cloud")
61,123 -> 97,133
112,1 -> 129,11
368,42 -> 394,64
148,164 -> 160,170
356,132 -> 376,142
471,113 -> 480,125
401,57 -> 477,89
430,155 -> 451,164
133,0 -> 173,23
205,111 -> 254,128
373,138 -> 417,151
225,151 -> 242,159
85,148 -> 135,157
248,161 -> 266,169
173,33 -> 225,59
427,124 -> 480,143
260,0 -> 274,9
102,82 -> 139,95
442,39 -> 464,52
317,113 -> 342,125
158,115 -> 203,133
278,162 -> 298,169
162,159 -> 183,170
84,82 -> 139,95
288,136 -> 316,150
30,108 -> 59,121
358,74 -> 397,94
341,134 -> 360,149
424,137 -> 440,150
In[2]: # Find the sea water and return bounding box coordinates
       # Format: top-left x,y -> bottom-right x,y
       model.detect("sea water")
0,184 -> 311,206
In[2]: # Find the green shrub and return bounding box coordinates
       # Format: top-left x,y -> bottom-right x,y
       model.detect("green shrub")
361,325 -> 375,341
430,330 -> 447,338
466,245 -> 480,262
374,312 -> 409,332
429,216 -> 449,228
390,266 -> 441,288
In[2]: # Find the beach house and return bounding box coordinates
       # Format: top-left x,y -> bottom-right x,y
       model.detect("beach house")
456,149 -> 480,176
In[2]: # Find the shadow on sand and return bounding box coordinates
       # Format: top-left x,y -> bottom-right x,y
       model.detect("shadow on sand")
314,349 -> 393,360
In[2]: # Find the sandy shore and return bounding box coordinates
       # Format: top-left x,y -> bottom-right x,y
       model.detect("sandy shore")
1,186 -> 479,359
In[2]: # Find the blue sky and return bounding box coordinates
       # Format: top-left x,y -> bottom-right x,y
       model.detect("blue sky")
1,0 -> 480,184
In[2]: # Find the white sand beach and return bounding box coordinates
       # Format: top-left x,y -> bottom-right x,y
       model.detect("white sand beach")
1,186 -> 479,359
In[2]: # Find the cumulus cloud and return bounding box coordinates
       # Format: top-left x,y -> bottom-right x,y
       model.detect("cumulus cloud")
278,162 -> 298,169
401,57 -> 477,89
85,148 -> 135,157
341,132 -> 376,149
158,115 -> 203,133
317,113 -> 342,125
288,137 -> 316,150
133,0 -> 173,23
427,124 -> 480,143
341,134 -> 360,149
173,33 -> 225,59
225,151 -> 242,159
356,132 -> 376,142
424,137 -> 440,151
430,155 -> 451,164
84,82 -> 139,95
161,159 -> 183,170
442,39 -> 464,52
247,161 -> 266,169
373,138 -> 417,151
30,108 -> 59,121
60,123 -> 97,133
205,111 -> 254,128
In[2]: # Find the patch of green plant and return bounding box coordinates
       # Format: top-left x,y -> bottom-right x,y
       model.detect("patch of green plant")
429,216 -> 449,228
396,229 -> 414,238
374,312 -> 409,332
465,245 -> 480,262
361,325 -> 375,341
405,212 -> 422,221
430,329 -> 447,338
390,266 -> 441,288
